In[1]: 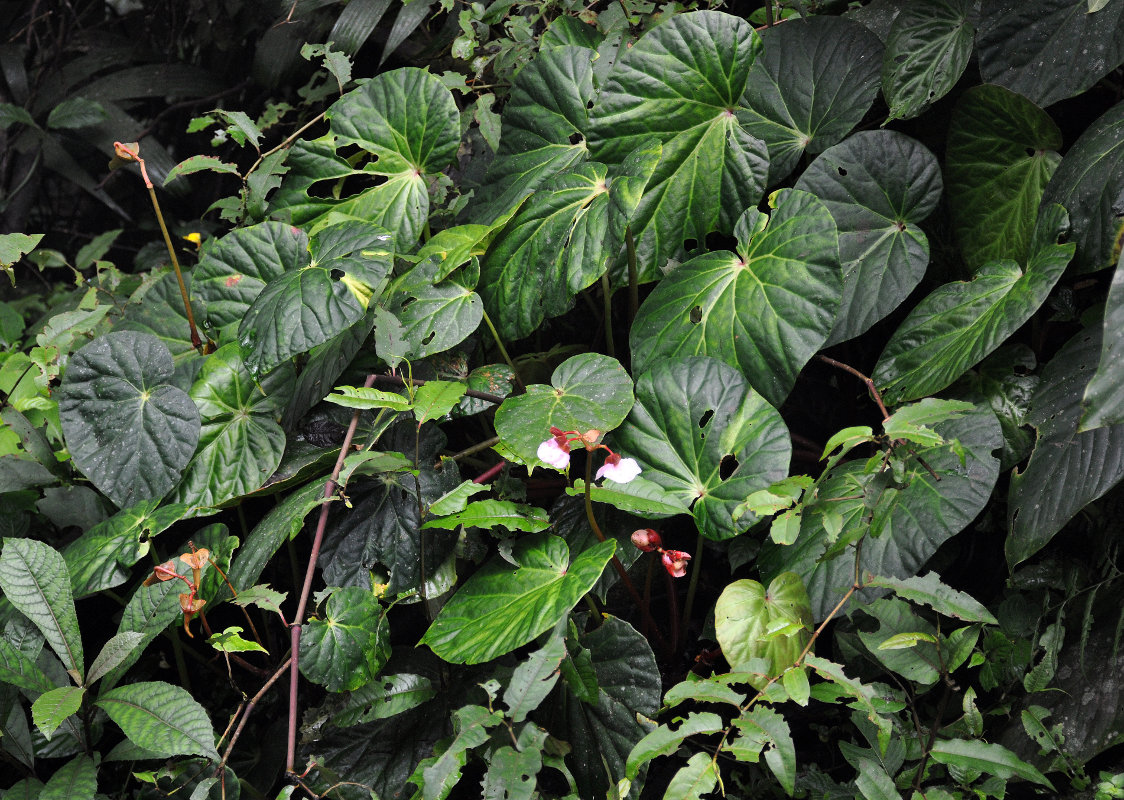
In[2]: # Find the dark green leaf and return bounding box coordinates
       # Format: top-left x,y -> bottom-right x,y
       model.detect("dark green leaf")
383,258 -> 482,360
881,0 -> 976,121
330,673 -> 436,726
421,534 -> 615,664
1083,251 -> 1124,429
630,189 -> 840,407
46,97 -> 107,129
300,587 -> 389,692
32,686 -> 84,740
611,357 -> 791,540
503,626 -> 566,723
855,757 -> 904,800
100,580 -> 182,690
86,631 -> 147,685
945,84 -> 1062,267
422,499 -> 550,532
794,131 -> 941,345
738,15 -> 883,184
929,738 -> 1053,788
39,754 -> 96,800
864,572 -> 998,624
57,331 -> 200,508
409,704 -> 502,800
0,636 -> 55,694
977,0 -> 1124,108
874,205 -> 1074,405
97,681 -> 218,759
0,538 -> 84,681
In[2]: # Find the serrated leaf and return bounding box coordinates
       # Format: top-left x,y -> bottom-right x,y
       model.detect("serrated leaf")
1041,99 -> 1124,274
40,754 -> 96,800
47,97 -> 107,129
97,681 -> 219,759
738,706 -> 796,796
299,587 -> 389,692
493,353 -> 634,468
565,478 -> 684,518
230,584 -> 287,618
412,380 -> 467,425
662,752 -> 719,800
929,738 -> 1053,788
630,189 -> 841,407
32,686 -> 85,740
588,12 -> 769,279
421,534 -> 615,664
874,205 -> 1074,405
856,757 -> 904,800
610,357 -> 790,540
864,572 -> 998,624
0,636 -> 55,694
738,15 -> 883,184
208,626 -> 268,654
326,385 -> 412,411
57,331 -> 200,508
422,499 -> 550,532
409,704 -> 502,800
165,155 -> 241,185
427,481 -> 490,516
946,84 -> 1062,267
330,673 -> 436,726
503,626 -> 565,723
0,538 -> 84,681
87,631 -> 147,685
1008,325 -> 1124,566
976,1 -> 1124,108
795,130 -> 942,345
881,0 -> 976,121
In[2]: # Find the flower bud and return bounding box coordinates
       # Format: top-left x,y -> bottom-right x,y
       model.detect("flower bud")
631,528 -> 663,552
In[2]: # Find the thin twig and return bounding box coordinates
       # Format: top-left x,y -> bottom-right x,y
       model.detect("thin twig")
218,655 -> 292,775
816,354 -> 890,420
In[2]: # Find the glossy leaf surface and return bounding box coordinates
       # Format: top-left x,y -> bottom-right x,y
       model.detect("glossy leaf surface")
97,681 -> 218,759
881,0 -> 976,121
300,587 -> 390,692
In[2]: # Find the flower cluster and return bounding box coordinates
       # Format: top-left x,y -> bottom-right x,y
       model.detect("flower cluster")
144,545 -> 211,637
630,528 -> 692,578
537,426 -> 642,483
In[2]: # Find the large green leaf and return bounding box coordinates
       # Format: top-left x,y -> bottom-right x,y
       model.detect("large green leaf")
472,46 -> 595,223
40,754 -> 97,800
945,84 -> 1062,268
929,739 -> 1053,788
794,131 -> 941,345
57,331 -> 201,508
587,11 -> 769,278
0,636 -> 55,694
167,344 -> 292,510
62,499 -> 187,598
1007,324 -> 1124,566
715,573 -> 813,684
272,68 -> 459,246
1083,251 -> 1124,429
976,0 -> 1124,108
494,353 -> 634,468
547,616 -> 660,799
881,0 -> 977,121
300,587 -> 389,692
192,221 -> 305,329
116,272 -> 205,384
738,15 -> 883,185
610,358 -> 791,541
238,220 -> 393,375
97,681 -> 218,759
100,580 -> 182,690
420,534 -> 616,664
760,406 -> 1001,620
0,538 -> 84,681
873,205 -> 1074,405
1040,99 -> 1124,274
630,189 -> 841,407
282,312 -> 376,428
480,143 -> 660,340
382,258 -> 481,361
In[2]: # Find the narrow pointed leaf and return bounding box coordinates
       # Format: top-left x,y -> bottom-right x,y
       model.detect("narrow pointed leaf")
97,681 -> 218,759
86,631 -> 147,685
929,739 -> 1053,788
422,499 -> 550,532
864,572 -> 998,624
503,627 -> 566,723
32,686 -> 85,740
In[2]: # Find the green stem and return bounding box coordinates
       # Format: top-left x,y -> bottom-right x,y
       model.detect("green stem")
600,272 -> 616,358
481,308 -> 524,393
680,531 -> 704,648
626,226 -> 639,327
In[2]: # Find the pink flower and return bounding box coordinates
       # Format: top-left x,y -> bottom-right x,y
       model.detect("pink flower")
537,427 -> 571,470
661,550 -> 691,578
596,453 -> 641,483
631,529 -> 663,552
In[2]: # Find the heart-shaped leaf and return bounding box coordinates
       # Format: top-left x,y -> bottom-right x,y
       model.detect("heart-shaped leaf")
97,680 -> 218,759
166,344 -> 292,510
738,15 -> 883,185
1040,99 -> 1124,274
881,0 -> 977,122
874,205 -> 1074,405
760,405 -> 1001,620
945,84 -> 1062,268
715,573 -> 813,687
420,534 -> 615,664
300,587 -> 390,692
588,11 -> 769,278
57,331 -> 200,509
271,68 -> 459,246
630,189 -> 841,407
383,257 -> 482,360
795,131 -> 942,345
610,357 -> 791,541
976,0 -> 1124,108
494,353 -> 634,468
0,538 -> 84,681
238,220 -> 393,375
1007,324 -> 1124,567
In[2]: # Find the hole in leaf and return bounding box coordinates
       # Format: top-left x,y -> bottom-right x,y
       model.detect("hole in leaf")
306,172 -> 388,199
689,306 -> 703,324
683,238 -> 699,252
719,454 -> 738,480
568,132 -> 583,145
1011,508 -> 1020,522
586,99 -> 595,109
698,409 -> 714,429
895,54 -> 907,63
1025,147 -> 1036,157
837,166 -> 847,177
421,331 -> 435,345
330,268 -> 345,281
400,296 -> 417,309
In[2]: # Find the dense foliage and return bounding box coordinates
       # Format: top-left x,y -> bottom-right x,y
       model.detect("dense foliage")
3,0 -> 1124,798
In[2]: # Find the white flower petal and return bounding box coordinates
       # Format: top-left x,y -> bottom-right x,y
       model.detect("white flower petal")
598,457 -> 641,483
537,438 -> 570,470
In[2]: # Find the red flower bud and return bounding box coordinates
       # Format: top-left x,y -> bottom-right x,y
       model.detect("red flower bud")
631,529 -> 663,552
661,549 -> 691,578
